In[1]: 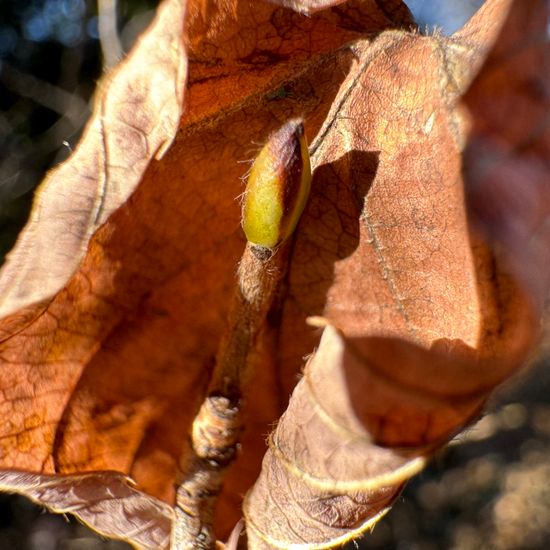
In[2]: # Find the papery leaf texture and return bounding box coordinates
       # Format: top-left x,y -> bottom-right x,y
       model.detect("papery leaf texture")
0,0 -> 548,548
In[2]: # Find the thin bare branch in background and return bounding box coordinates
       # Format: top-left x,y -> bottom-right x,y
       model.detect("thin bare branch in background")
0,62 -> 88,124
0,63 -> 90,200
98,0 -> 123,69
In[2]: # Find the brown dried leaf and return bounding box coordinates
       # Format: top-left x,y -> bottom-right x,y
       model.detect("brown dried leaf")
0,0 -> 187,320
463,0 -> 550,312
268,0 -> 409,18
0,470 -> 173,549
0,0 -> 416,544
0,0 -> 548,548
243,0 -> 550,547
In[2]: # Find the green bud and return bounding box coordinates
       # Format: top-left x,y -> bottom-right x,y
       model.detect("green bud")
242,119 -> 311,248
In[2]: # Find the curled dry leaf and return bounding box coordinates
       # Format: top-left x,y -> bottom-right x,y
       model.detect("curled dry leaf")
267,0 -> 408,17
461,0 -> 550,312
243,0 -> 550,547
0,0 -> 548,548
0,470 -> 173,550
0,0 -> 187,322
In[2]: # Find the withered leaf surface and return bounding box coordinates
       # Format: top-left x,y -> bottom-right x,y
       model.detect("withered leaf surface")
0,470 -> 173,550
0,0 -> 548,548
0,0 -> 187,321
244,0 -> 550,547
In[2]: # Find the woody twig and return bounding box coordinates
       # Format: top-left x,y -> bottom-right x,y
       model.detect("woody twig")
171,119 -> 311,549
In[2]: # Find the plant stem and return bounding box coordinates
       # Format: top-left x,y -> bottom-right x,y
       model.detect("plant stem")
172,242 -> 290,549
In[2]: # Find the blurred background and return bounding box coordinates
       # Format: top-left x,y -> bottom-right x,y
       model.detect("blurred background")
3,1 -> 550,549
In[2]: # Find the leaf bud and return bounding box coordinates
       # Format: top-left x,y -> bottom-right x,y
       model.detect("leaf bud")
242,119 -> 311,248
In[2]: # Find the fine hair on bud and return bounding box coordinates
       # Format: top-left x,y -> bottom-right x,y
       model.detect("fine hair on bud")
242,118 -> 312,249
